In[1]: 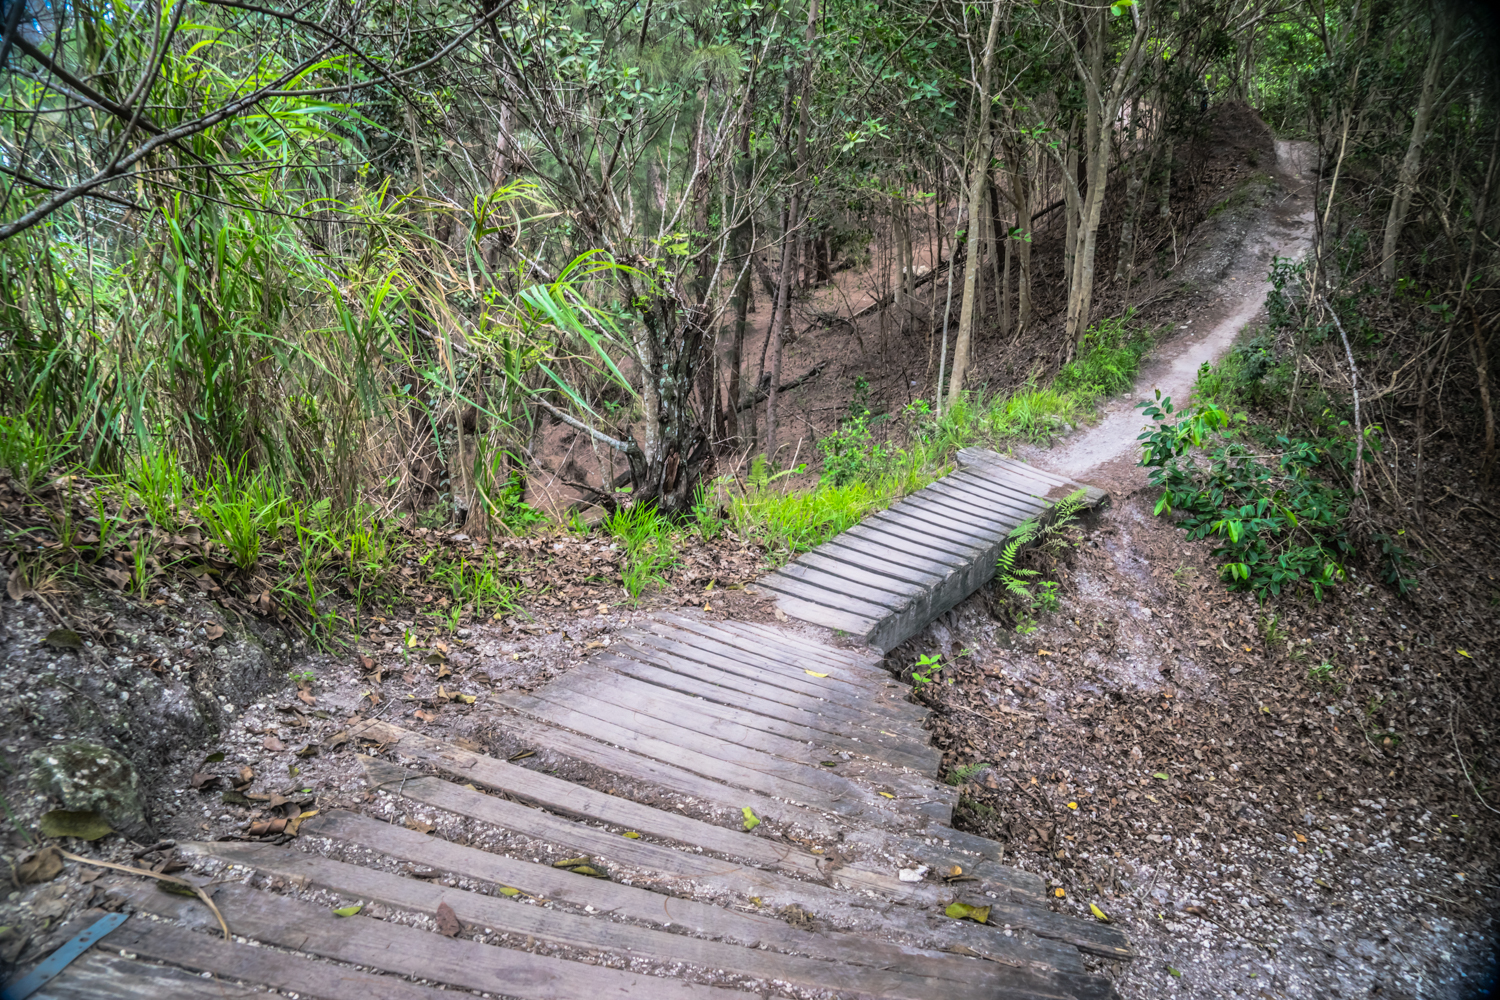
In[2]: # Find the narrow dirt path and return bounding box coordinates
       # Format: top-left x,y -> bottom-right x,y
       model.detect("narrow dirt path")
1029,139 -> 1316,493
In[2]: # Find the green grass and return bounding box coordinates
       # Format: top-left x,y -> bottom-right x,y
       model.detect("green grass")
606,503 -> 679,599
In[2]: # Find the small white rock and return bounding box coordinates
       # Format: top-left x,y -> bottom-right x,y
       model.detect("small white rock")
898,866 -> 928,883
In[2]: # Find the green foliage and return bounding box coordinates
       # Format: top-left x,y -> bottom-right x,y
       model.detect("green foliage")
994,489 -> 1086,630
947,760 -> 991,786
1054,311 -> 1154,408
1137,392 -> 1352,600
606,503 -> 678,599
911,652 -> 944,686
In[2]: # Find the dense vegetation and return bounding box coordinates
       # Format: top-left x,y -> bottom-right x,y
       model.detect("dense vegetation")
0,0 -> 1495,619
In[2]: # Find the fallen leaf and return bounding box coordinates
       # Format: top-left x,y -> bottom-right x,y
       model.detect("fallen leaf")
435,901 -> 462,937
1457,649 -> 1470,658
553,857 -> 590,868
949,865 -> 963,877
568,865 -> 608,878
295,743 -> 320,758
878,792 -> 895,799
103,567 -> 131,589
820,761 -> 838,767
204,752 -> 226,763
189,772 -> 219,790
944,902 -> 991,924
296,689 -> 316,706
1054,888 -> 1066,898
507,750 -> 535,761
221,790 -> 252,806
741,806 -> 760,831
1152,772 -> 1170,781
37,815 -> 113,845
434,640 -> 450,654
1294,832 -> 1307,843
1037,649 -> 1054,656
1067,801 -> 1078,810
42,629 -> 83,651
773,608 -> 788,622
359,655 -> 375,671
804,670 -> 828,678
327,731 -> 349,749
15,846 -> 64,883
1167,966 -> 1182,978
263,736 -> 286,752
7,574 -> 31,600
204,624 -> 225,641
498,886 -> 521,897
623,831 -> 641,839
405,817 -> 436,834
332,905 -> 362,917
1090,903 -> 1110,922
247,818 -> 287,836
414,709 -> 438,723
1183,905 -> 1210,917
285,810 -> 318,836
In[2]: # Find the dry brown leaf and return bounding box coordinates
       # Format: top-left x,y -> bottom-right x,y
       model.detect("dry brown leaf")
405,817 -> 436,834
414,708 -> 438,723
102,567 -> 131,589
15,846 -> 64,883
263,736 -> 286,752
296,688 -> 317,706
359,654 -> 375,671
204,624 -> 225,640
435,901 -> 462,937
189,772 -> 218,790
235,766 -> 254,787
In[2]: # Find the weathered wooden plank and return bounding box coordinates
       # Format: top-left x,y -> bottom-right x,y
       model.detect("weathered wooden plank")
353,728 -> 1046,915
958,449 -> 1107,507
811,536 -> 951,588
622,627 -> 928,726
548,666 -> 939,773
118,878 -> 753,1000
517,678 -> 943,803
761,565 -> 917,615
592,650 -> 934,757
36,951 -> 271,1000
944,469 -> 1052,508
868,509 -> 1005,553
894,491 -> 1025,534
474,711 -> 845,835
765,591 -> 883,642
920,478 -> 1047,522
637,619 -> 900,693
73,915 -> 466,1000
356,726 -> 1064,925
319,784 -> 1098,997
858,513 -> 992,559
180,843 -> 1064,1000
503,690 -> 933,827
776,553 -> 929,601
845,522 -> 977,568
678,615 -> 886,670
883,499 -> 1016,545
757,571 -> 903,621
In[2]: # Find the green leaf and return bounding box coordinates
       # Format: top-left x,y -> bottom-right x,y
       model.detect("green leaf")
332,905 -> 363,917
498,886 -> 521,897
38,810 -> 113,841
1152,772 -> 1170,781
1167,966 -> 1182,978
741,806 -> 760,831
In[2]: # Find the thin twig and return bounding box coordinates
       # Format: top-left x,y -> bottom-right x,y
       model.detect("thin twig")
1450,701 -> 1500,815
59,850 -> 230,939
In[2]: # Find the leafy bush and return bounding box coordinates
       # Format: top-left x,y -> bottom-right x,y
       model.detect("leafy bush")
1136,393 -> 1352,600
1054,311 -> 1153,407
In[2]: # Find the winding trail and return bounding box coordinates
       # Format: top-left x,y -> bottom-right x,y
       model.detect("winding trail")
1028,139 -> 1317,494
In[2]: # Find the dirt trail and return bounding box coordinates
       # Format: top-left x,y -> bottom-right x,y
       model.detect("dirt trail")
1030,139 -> 1317,493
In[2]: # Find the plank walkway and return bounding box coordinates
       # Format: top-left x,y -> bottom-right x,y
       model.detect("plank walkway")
23,449 -> 1123,999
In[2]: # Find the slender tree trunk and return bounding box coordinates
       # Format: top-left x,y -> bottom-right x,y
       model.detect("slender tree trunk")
946,0 -> 1005,405
1380,6 -> 1452,280
1015,143 -> 1034,334
1474,312 -> 1496,483
728,123 -> 752,448
1063,124 -> 1080,302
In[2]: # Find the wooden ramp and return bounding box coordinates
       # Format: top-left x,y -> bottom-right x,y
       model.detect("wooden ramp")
28,450 -> 1125,999
759,448 -> 1107,649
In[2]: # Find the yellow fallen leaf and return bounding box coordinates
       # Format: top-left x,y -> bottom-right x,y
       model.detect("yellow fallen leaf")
1294,832 -> 1307,843
333,905 -> 363,917
1054,888 -> 1066,898
1037,649 -> 1053,656
1067,802 -> 1078,810
1243,645 -> 1252,652
498,886 -> 520,897
804,670 -> 828,678
1090,903 -> 1109,921
623,831 -> 641,839
1457,649 -> 1470,658
878,792 -> 895,799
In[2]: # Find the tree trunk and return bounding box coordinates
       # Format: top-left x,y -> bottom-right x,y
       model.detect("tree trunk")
727,122 -> 753,449
1015,143 -> 1034,334
945,0 -> 1005,406
1380,6 -> 1452,280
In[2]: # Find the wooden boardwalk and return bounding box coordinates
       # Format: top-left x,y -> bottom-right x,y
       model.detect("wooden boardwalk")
29,450 -> 1124,999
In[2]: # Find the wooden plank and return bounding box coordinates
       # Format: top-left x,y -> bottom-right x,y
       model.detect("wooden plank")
884,499 -> 1015,545
944,469 -> 1052,509
868,509 -> 1004,552
354,726 -> 1066,932
594,650 -> 924,749
36,951 -> 271,1000
77,916 -> 466,1000
522,675 -> 941,799
776,553 -> 928,601
118,879 -> 754,1000
680,615 -> 886,669
550,666 -> 939,774
361,758 -> 1051,948
503,689 -> 931,827
844,522 -> 976,568
637,618 -> 901,693
896,490 -> 1027,532
761,565 -> 916,615
958,449 -> 1107,507
922,477 -> 1047,521
179,843 -> 1062,1000
621,628 -> 928,725
812,537 -> 950,588
857,514 -> 991,559
767,591 -> 882,642
478,711 -> 846,835
317,787 -> 1093,998
757,571 -> 902,621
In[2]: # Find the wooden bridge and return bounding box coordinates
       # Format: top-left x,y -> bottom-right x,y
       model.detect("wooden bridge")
24,449 -> 1123,1000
